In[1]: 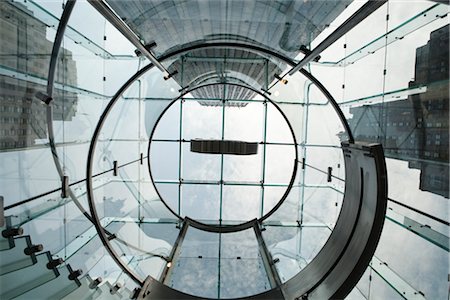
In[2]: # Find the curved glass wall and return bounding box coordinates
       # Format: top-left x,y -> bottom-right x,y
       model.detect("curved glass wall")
0,0 -> 448,299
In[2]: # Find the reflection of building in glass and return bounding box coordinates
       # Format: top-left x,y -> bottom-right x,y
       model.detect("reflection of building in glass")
0,2 -> 78,150
348,25 -> 449,198
110,0 -> 351,100
168,49 -> 279,101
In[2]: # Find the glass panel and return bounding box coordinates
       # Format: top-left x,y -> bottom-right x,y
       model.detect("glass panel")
220,229 -> 270,298
375,220 -> 448,299
168,226 -> 219,298
262,226 -> 331,283
152,101 -> 180,141
224,102 -> 264,142
20,200 -> 66,254
182,99 -> 222,141
263,186 -> 301,222
182,143 -> 221,181
182,184 -> 220,222
270,103 -> 303,143
65,236 -> 107,276
222,185 -> 261,222
301,187 -> 342,227
264,145 -> 296,184
223,146 -> 262,182
368,263 -> 405,299
0,148 -> 60,209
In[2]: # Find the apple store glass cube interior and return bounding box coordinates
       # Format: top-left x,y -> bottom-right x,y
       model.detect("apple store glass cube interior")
0,0 -> 448,299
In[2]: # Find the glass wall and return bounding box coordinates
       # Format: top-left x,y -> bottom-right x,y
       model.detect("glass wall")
0,0 -> 448,299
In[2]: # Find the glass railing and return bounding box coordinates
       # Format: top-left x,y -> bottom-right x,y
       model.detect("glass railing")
321,4 -> 449,67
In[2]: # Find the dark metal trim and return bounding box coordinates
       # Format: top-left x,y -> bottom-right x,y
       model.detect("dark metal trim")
388,197 -> 449,227
331,143 -> 387,298
160,220 -> 188,283
308,167 -> 365,296
253,222 -> 283,289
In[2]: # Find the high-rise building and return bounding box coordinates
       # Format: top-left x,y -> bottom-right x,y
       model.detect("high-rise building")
0,1 -> 78,150
347,24 -> 449,198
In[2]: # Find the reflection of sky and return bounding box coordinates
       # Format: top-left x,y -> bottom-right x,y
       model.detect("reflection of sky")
149,98 -> 297,223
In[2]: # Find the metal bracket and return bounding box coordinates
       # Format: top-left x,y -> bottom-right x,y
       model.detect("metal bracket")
35,92 -> 53,105
113,161 -> 118,176
327,167 -> 333,182
61,176 -> 69,198
299,45 -> 321,62
164,70 -> 178,80
274,74 -> 288,84
134,41 -> 157,57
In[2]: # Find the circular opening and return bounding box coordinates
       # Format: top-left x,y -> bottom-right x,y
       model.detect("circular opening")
148,84 -> 298,228
84,45 -> 352,295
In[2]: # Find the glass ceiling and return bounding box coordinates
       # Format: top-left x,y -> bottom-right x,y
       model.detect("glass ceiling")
0,0 -> 448,299
105,0 -> 352,58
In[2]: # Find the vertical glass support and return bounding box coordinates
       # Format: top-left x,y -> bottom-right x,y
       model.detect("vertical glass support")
217,231 -> 222,299
218,79 -> 227,299
138,76 -> 142,224
253,222 -> 282,288
178,56 -> 185,216
378,4 -> 390,146
299,82 -> 312,221
160,220 -> 188,284
219,85 -> 226,224
371,256 -> 426,299
260,59 -> 269,218
297,77 -> 313,257
260,101 -> 268,218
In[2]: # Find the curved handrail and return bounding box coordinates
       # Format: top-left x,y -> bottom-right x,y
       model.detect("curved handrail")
85,41 -> 356,286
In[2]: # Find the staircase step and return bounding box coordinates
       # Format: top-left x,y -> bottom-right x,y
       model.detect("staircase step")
13,264 -> 81,300
0,236 -> 36,275
93,282 -> 122,300
0,252 -> 58,299
62,275 -> 102,300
